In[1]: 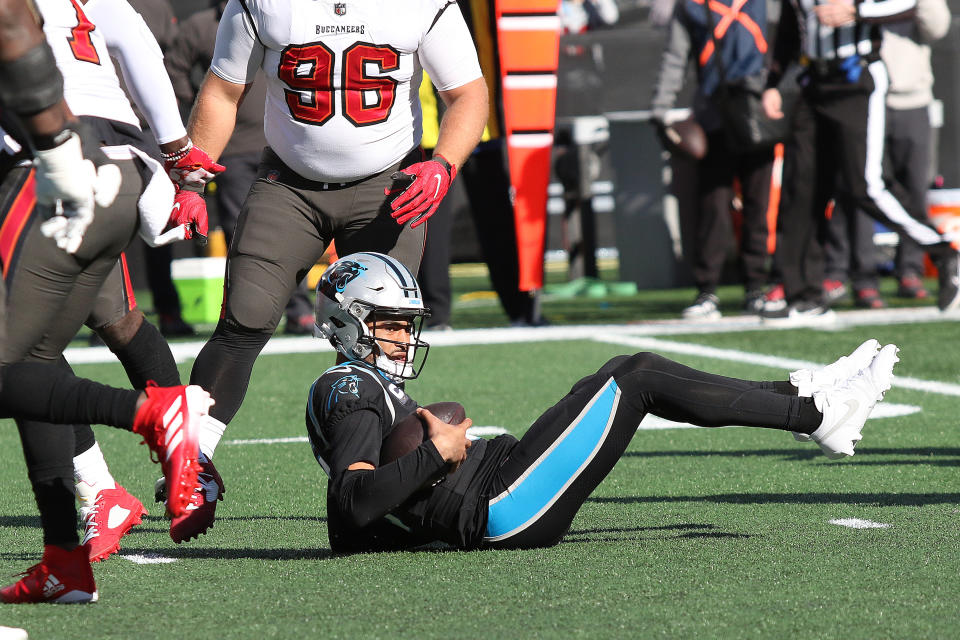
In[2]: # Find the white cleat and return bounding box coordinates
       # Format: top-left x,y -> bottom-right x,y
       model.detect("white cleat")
808,344 -> 899,459
791,339 -> 881,442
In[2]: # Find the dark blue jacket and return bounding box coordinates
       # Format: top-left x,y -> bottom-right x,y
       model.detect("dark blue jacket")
651,0 -> 769,127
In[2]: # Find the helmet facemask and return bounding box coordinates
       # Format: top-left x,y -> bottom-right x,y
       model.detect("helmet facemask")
362,308 -> 430,381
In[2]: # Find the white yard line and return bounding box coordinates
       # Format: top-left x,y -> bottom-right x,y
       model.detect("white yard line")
222,426 -> 510,447
829,518 -> 891,529
119,553 -> 177,564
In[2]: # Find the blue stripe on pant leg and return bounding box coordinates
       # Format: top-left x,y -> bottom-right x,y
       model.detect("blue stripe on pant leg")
484,378 -> 620,541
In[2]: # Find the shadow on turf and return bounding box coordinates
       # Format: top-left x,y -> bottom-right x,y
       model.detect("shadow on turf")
563,523 -> 751,543
118,546 -> 334,561
622,446 -> 960,464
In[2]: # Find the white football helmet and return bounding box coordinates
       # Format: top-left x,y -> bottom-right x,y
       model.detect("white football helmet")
315,252 -> 431,380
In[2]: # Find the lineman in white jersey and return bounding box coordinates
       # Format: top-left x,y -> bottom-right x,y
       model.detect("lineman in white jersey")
181,0 -> 488,541
26,0 -> 223,556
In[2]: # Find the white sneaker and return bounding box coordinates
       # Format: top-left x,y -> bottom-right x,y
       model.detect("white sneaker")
790,339 -> 881,442
682,293 -> 721,320
808,344 -> 899,459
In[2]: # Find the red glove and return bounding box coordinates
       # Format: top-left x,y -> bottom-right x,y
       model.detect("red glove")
169,185 -> 209,244
386,155 -> 456,228
162,140 -> 225,190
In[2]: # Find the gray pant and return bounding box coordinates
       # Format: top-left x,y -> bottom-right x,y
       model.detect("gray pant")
223,147 -> 425,332
2,160 -> 141,365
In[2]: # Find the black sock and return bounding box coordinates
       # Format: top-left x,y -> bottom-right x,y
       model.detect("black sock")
73,423 -> 97,457
792,396 -> 822,434
112,319 -> 181,388
190,319 -> 271,424
17,420 -> 79,547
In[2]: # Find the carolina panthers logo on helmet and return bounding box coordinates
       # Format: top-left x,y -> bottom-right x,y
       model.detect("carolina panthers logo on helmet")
326,374 -> 363,411
321,260 -> 368,297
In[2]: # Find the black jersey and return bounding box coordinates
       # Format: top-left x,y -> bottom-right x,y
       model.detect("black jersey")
305,360 -> 517,552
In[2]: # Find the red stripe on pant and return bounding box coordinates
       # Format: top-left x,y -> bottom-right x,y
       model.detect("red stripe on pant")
0,169 -> 36,279
119,252 -> 137,310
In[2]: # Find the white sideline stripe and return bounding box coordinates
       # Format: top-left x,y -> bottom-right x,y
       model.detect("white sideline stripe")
222,426 -> 510,447
120,553 -> 177,564
829,518 -> 891,529
63,306 -> 957,365
638,402 -> 921,430
63,308 -> 960,398
0,627 -> 28,640
593,335 -> 960,398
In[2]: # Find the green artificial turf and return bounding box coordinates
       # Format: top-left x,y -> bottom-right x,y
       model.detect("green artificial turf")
3,272 -> 959,638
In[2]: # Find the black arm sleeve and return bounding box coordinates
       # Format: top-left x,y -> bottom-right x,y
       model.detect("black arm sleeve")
328,441 -> 447,529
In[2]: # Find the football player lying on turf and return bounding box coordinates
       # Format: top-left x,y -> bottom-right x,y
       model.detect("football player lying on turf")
307,253 -> 900,553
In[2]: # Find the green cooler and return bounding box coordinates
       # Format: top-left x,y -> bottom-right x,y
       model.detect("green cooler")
170,257 -> 226,325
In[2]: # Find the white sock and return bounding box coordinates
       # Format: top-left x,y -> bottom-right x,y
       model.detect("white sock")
199,416 -> 226,461
73,443 -> 116,504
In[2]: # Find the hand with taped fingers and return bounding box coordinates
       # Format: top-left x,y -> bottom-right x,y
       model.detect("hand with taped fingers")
385,155 -> 457,228
419,406 -> 472,473
161,139 -> 225,190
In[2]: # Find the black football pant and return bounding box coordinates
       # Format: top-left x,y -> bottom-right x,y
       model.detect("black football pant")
694,132 -> 773,295
482,352 -> 820,549
778,60 -> 953,304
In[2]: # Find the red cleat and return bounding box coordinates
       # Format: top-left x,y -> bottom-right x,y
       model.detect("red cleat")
0,545 -> 97,604
80,485 -> 147,563
169,456 -> 224,543
132,384 -> 213,518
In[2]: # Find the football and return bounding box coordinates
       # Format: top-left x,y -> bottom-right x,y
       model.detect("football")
380,401 -> 466,465
663,116 -> 708,160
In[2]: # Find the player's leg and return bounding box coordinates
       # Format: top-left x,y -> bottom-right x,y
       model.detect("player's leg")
73,256 -> 181,554
484,348 -> 896,549
3,186 -> 119,547
88,255 -> 182,387
190,173 -> 324,426
4,162 -> 140,561
1,161 -> 208,585
182,166 -> 327,541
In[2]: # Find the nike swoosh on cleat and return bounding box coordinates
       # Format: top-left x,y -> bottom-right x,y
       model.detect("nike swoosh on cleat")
107,505 -> 132,529
819,399 -> 860,442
